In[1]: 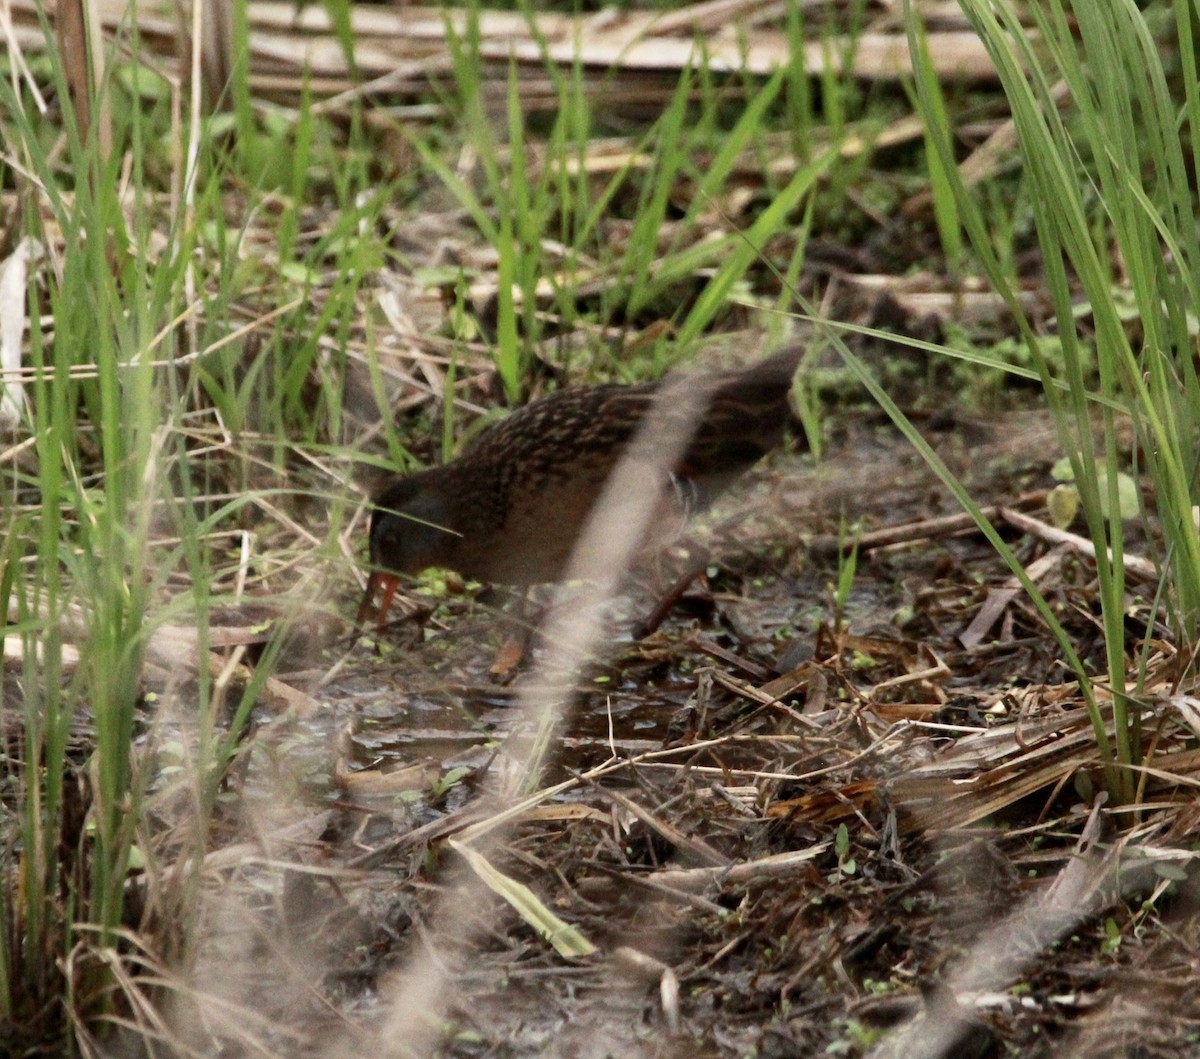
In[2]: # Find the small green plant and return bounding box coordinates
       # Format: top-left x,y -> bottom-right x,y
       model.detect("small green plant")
829,822 -> 857,882
429,766 -> 473,801
833,520 -> 860,630
1100,916 -> 1122,954
827,1018 -> 887,1054
1047,456 -> 1140,529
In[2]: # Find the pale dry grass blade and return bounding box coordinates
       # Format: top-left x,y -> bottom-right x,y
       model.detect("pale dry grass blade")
0,236 -> 37,428
0,0 -> 48,112
362,364 -> 721,1057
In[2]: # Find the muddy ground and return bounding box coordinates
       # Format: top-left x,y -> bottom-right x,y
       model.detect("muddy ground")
159,396 -> 1200,1059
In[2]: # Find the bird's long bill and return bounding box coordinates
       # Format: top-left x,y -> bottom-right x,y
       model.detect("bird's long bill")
355,570 -> 401,632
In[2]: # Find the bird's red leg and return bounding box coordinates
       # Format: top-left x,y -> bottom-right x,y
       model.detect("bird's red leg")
488,589 -> 534,684
635,545 -> 712,638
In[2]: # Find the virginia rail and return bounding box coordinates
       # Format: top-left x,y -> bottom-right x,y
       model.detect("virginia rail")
357,346 -> 805,630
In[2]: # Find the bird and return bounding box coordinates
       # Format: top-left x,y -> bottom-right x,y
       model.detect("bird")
357,345 -> 805,632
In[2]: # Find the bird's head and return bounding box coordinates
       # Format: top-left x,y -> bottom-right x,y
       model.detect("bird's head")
367,472 -> 460,576
357,472 -> 461,631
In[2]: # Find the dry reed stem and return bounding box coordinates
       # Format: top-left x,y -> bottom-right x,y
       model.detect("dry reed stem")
6,0 -> 1006,100
362,354 -> 724,1056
